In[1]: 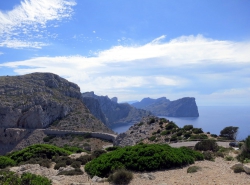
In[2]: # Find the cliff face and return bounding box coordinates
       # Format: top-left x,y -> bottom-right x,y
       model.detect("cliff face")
82,92 -> 151,126
131,97 -> 199,117
0,73 -> 112,133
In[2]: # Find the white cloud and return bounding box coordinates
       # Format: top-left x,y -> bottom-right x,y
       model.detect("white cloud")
1,35 -> 250,105
0,0 -> 76,49
0,39 -> 48,49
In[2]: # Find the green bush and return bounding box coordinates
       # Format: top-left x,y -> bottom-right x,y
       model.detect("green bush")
160,131 -> 168,135
54,161 -> 66,170
0,171 -> 52,185
190,134 -> 208,140
176,131 -> 183,136
20,158 -> 51,168
203,151 -> 214,161
149,136 -> 156,141
106,146 -> 120,151
21,172 -> 52,185
165,122 -> 178,130
92,150 -> 107,158
76,155 -> 94,165
0,156 -> 16,169
8,144 -> 71,164
192,128 -> 203,134
108,169 -> 133,185
234,166 -> 245,173
184,132 -> 192,139
187,166 -> 201,173
149,118 -> 155,124
63,146 -> 85,153
225,155 -> 234,161
85,144 -> 203,177
237,135 -> 250,162
71,161 -> 81,169
194,140 -> 219,152
57,168 -> 83,176
183,125 -> 193,131
211,134 -> 218,138
43,135 -> 56,142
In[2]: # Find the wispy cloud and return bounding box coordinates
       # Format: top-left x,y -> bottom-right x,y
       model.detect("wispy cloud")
1,35 -> 250,105
0,0 -> 76,49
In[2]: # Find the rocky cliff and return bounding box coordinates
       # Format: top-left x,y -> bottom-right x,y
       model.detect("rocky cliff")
131,97 -> 199,117
0,73 -> 112,133
82,92 -> 151,126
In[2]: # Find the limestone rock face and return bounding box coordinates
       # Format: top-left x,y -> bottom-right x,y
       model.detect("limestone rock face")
243,164 -> 250,174
132,97 -> 199,117
0,73 -> 112,133
82,91 -> 151,126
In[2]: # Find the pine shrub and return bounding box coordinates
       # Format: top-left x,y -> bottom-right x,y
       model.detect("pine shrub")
108,169 -> 133,185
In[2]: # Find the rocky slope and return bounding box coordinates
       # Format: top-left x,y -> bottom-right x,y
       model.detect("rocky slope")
131,97 -> 199,117
0,73 -> 113,148
82,91 -> 151,127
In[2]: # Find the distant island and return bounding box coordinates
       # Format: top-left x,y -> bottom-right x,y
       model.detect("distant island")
131,97 -> 199,117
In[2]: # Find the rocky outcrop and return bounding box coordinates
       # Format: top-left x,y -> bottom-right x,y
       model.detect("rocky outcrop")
82,92 -> 151,126
0,73 -> 113,149
131,97 -> 199,117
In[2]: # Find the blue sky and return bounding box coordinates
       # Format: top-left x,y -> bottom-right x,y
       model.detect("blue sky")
0,0 -> 250,106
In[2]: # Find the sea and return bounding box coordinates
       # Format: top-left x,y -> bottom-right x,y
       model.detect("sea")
110,106 -> 250,140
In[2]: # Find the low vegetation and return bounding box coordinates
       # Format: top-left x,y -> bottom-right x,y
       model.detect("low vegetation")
85,144 -> 203,177
187,166 -> 201,173
0,171 -> 52,185
108,169 -> 133,185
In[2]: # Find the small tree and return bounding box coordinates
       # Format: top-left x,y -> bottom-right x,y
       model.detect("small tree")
220,126 -> 238,140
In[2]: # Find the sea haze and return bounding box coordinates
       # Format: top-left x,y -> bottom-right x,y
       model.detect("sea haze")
111,106 -> 250,140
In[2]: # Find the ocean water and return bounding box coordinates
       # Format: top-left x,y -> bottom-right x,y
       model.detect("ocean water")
110,106 -> 250,140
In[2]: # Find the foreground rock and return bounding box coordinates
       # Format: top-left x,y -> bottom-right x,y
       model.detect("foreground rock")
131,97 -> 199,117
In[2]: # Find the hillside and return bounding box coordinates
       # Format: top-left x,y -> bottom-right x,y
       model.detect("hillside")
82,91 -> 151,126
0,73 -> 113,153
131,97 -> 199,117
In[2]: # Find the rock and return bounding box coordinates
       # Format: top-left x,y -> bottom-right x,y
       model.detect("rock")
82,91 -> 151,127
0,73 -> 114,154
230,163 -> 243,170
132,97 -> 199,117
140,173 -> 156,180
58,166 -> 75,172
243,164 -> 250,174
92,175 -> 104,182
69,152 -> 88,159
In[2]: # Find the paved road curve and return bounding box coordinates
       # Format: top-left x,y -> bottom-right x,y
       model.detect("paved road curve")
169,141 -> 230,148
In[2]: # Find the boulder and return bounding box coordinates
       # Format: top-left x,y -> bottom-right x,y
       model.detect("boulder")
243,164 -> 250,174
140,173 -> 156,180
230,163 -> 243,170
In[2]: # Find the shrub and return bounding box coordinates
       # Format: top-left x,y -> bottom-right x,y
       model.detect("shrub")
92,150 -> 107,158
76,155 -> 94,165
85,144 -> 203,177
211,134 -> 218,138
57,168 -> 83,176
225,155 -> 234,161
203,151 -> 214,161
214,152 -> 224,158
71,161 -> 81,169
0,171 -> 52,185
220,126 -> 238,140
190,134 -> 208,140
106,146 -> 120,151
233,166 -> 244,173
108,169 -> 133,185
194,140 -> 219,152
54,161 -> 66,170
43,135 -> 56,142
63,146 -> 85,153
20,158 -> 51,168
184,132 -> 192,139
165,122 -> 178,130
170,134 -> 177,142
138,122 -> 144,126
8,144 -> 71,164
187,166 -> 201,173
192,128 -> 203,134
0,156 -> 16,169
160,118 -> 168,123
183,125 -> 193,131
52,156 -> 73,166
237,135 -> 250,162
176,131 -> 183,136
149,136 -> 156,141
160,131 -> 169,136
21,172 -> 52,185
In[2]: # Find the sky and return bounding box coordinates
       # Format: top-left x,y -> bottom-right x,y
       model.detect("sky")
0,0 -> 250,106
